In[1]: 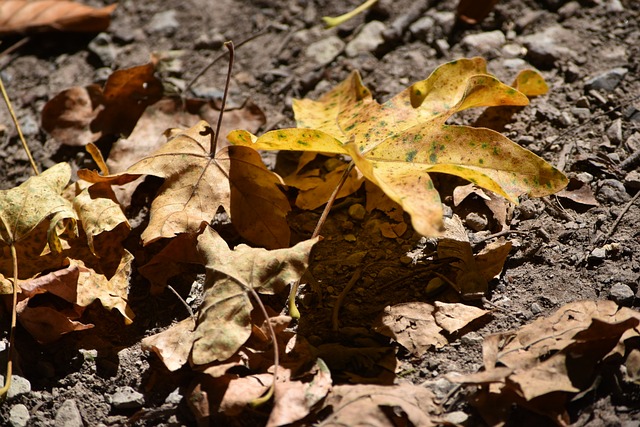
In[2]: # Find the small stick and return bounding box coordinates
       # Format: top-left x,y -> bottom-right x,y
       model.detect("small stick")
473,229 -> 529,245
602,190 -> 640,245
167,285 -> 194,319
332,267 -> 362,331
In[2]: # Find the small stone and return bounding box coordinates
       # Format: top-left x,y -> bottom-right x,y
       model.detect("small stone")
147,10 -> 179,35
442,411 -> 469,425
517,199 -> 538,219
348,203 -> 366,221
465,212 -> 488,231
343,234 -> 357,242
585,68 -> 628,92
624,133 -> 640,153
409,16 -> 435,42
0,375 -> 31,399
502,43 -> 526,58
9,404 -> 29,427
461,30 -> 506,55
558,1 -> 581,19
607,119 -> 623,144
624,171 -> 640,190
434,39 -> 449,56
55,399 -> 83,427
430,377 -> 454,399
461,332 -> 483,346
432,11 -> 456,35
607,0 -> 624,12
597,179 -> 631,204
588,247 -> 607,264
165,388 -> 182,405
88,33 -> 117,67
110,386 -> 145,410
345,21 -> 386,57
571,107 -> 591,121
609,283 -> 634,306
305,36 -> 345,65
522,25 -> 576,68
576,172 -> 594,183
530,302 -> 543,314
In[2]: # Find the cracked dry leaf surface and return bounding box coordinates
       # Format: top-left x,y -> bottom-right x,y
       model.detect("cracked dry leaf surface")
229,57 -> 568,236
192,227 -> 318,365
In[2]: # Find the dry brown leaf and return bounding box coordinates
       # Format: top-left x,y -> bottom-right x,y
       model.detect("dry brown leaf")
0,1 -> 117,34
17,302 -> 93,344
457,0 -> 499,24
556,177 -> 599,206
320,383 -> 441,427
474,239 -> 512,282
42,63 -> 163,146
453,183 -> 509,230
283,153 -> 364,210
373,302 -> 447,356
434,301 -> 489,334
365,180 -> 404,222
437,214 -> 488,299
141,317 -> 196,372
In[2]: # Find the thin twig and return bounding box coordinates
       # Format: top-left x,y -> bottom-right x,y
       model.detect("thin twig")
472,229 -> 529,245
0,75 -> 39,175
602,190 -> 640,245
167,285 -> 194,319
182,28 -> 270,96
332,268 -> 363,331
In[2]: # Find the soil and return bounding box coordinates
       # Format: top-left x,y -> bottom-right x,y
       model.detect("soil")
0,0 -> 639,426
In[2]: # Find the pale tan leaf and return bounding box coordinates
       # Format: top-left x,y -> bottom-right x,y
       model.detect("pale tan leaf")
141,318 -> 196,372
434,301 -> 489,334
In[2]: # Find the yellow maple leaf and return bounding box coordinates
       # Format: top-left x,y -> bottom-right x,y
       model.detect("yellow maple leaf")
229,57 -> 568,236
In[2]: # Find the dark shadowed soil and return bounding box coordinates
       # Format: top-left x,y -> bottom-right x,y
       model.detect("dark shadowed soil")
0,0 -> 639,426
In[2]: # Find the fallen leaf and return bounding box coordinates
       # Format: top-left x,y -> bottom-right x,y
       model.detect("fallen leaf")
141,317 -> 196,372
80,120 -> 291,249
434,301 -> 489,334
229,57 -> 567,237
365,180 -> 404,223
191,227 -> 317,365
320,383 -> 441,427
474,239 -> 512,282
453,183 -> 508,230
556,177 -> 599,206
42,63 -> 163,146
457,0 -> 499,24
0,1 -> 117,34
373,303 -> 447,356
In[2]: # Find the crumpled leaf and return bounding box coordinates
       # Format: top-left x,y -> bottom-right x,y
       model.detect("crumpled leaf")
192,227 -> 317,365
0,1 -> 117,35
320,383 -> 441,427
42,63 -> 163,146
556,177 -> 599,206
447,300 -> 640,426
229,57 -> 567,237
453,183 -> 509,230
0,163 -> 78,293
373,301 -> 489,356
80,121 -> 291,249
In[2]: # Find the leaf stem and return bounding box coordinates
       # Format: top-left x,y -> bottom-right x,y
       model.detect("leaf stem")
247,286 -> 279,408
288,161 -> 356,318
210,41 -> 234,155
0,243 -> 18,400
0,74 -> 39,176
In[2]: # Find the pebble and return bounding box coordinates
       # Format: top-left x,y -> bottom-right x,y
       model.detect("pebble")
409,16 -> 435,43
609,283 -> 634,306
465,212 -> 488,231
110,386 -> 145,409
624,171 -> 640,190
521,25 -> 576,68
461,30 -> 505,56
570,107 -> 591,121
558,1 -> 581,19
147,10 -> 179,35
607,0 -> 625,13
625,133 -> 640,153
165,388 -> 183,405
576,172 -> 594,183
9,404 -> 29,427
348,203 -> 366,221
55,399 -> 83,427
606,119 -> 623,144
530,302 -> 543,314
502,43 -> 526,58
88,33 -> 117,67
517,199 -> 538,219
434,39 -> 450,56
442,411 -> 469,425
306,36 -> 345,65
597,179 -> 630,204
585,68 -> 628,92
460,332 -> 483,346
431,11 -> 455,35
0,374 -> 31,399
345,21 -> 386,57
430,377 -> 454,399
588,247 -> 607,264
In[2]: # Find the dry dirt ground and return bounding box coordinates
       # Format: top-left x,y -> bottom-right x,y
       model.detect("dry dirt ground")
0,0 -> 639,426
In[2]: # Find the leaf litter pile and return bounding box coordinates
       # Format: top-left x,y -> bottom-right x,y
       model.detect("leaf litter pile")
0,2 -> 640,426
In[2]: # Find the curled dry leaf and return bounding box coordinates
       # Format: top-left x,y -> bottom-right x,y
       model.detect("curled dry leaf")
556,177 -> 599,206
141,317 -> 196,372
0,1 -> 117,35
374,301 -> 489,356
448,300 -> 640,425
192,227 -> 317,365
230,57 -> 567,236
42,63 -> 163,147
80,121 -> 291,249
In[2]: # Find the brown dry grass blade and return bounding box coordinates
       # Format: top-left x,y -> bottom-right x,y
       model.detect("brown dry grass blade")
0,1 -> 117,35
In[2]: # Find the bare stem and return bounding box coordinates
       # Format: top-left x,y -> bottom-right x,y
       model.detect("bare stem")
0,243 -> 18,400
0,75 -> 38,175
210,41 -> 234,155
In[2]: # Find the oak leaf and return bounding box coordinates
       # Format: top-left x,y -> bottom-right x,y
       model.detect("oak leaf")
192,227 -> 317,365
229,57 -> 568,236
0,1 -> 116,34
80,120 -> 291,248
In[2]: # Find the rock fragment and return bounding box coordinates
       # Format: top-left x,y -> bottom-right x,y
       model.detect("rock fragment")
585,68 -> 628,92
110,386 -> 145,410
346,21 -> 386,57
55,399 -> 83,427
9,404 -> 29,427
